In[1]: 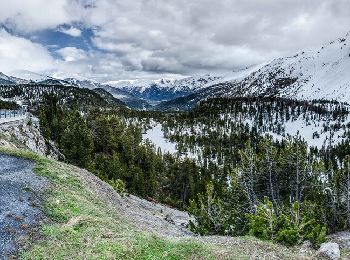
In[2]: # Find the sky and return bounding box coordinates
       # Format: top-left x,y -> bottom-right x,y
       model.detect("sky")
0,0 -> 349,82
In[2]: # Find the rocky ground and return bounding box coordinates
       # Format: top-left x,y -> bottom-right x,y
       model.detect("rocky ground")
0,154 -> 48,259
74,166 -> 193,238
0,114 -> 62,160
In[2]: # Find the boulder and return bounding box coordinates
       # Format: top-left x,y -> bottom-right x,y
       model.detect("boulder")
317,242 -> 340,260
328,231 -> 350,250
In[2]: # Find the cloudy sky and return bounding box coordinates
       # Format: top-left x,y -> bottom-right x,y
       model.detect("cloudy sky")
0,0 -> 350,82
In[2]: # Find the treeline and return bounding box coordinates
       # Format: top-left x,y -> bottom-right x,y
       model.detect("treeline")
0,100 -> 19,110
195,97 -> 349,117
0,83 -> 122,109
38,95 -> 350,248
156,97 -> 350,169
38,95 -> 209,208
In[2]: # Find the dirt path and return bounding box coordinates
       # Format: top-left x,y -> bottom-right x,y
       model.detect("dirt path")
0,154 -> 48,259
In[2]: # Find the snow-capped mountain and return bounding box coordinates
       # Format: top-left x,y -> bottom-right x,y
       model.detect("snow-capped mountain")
0,72 -> 16,85
0,72 -> 31,84
157,32 -> 350,110
64,78 -> 102,90
104,75 -> 222,102
64,78 -> 151,110
212,33 -> 350,101
8,70 -> 51,82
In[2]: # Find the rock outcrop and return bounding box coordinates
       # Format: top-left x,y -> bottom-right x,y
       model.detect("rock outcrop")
0,114 -> 63,159
317,242 -> 340,260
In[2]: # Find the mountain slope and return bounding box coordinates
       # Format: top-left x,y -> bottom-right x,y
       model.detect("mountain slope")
0,72 -> 30,85
65,78 -> 151,109
105,75 -> 222,103
8,70 -> 51,82
158,33 -> 350,111
92,88 -> 127,107
0,72 -> 147,109
0,83 -> 122,108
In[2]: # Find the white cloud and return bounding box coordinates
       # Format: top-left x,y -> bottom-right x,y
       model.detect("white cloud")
57,47 -> 87,61
0,0 -> 82,32
58,26 -> 82,37
1,0 -> 350,80
83,0 -> 350,77
0,29 -> 55,73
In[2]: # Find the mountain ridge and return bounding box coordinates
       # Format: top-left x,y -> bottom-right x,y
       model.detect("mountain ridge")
156,32 -> 350,110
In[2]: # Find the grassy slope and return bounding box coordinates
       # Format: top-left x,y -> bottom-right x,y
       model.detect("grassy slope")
0,148 -> 315,259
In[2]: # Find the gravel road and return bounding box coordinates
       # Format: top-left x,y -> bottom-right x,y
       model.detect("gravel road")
0,154 -> 48,259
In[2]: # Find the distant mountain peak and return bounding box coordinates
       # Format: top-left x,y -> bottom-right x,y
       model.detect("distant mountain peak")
8,70 -> 50,82
102,74 -> 222,102
157,33 -> 350,111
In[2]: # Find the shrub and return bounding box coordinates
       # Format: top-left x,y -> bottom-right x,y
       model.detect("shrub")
108,178 -> 127,195
189,179 -> 250,236
188,182 -> 231,235
247,197 -> 277,240
247,198 -> 327,246
304,223 -> 327,247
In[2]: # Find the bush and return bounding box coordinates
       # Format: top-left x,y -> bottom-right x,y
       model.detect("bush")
247,197 -> 277,240
189,179 -> 250,236
247,198 -> 327,246
188,182 -> 231,235
108,179 -> 127,195
304,223 -> 327,247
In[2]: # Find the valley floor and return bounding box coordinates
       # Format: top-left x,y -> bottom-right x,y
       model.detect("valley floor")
1,147 -> 347,259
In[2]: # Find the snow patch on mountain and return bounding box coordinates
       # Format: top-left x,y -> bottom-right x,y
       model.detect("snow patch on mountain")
8,70 -> 51,82
205,33 -> 350,103
103,75 -> 222,102
105,75 -> 221,93
64,78 -> 101,89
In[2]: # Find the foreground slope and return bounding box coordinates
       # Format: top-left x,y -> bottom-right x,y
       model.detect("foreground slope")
0,147 -> 324,259
0,154 -> 47,258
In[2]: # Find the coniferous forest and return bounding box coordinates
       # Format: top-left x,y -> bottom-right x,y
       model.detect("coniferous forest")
38,94 -> 350,248
3,2 -> 350,259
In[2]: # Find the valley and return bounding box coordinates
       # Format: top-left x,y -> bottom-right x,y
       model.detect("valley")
1,29 -> 350,260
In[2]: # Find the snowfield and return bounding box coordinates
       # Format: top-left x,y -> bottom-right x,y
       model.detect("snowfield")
197,32 -> 350,104
142,123 -> 177,154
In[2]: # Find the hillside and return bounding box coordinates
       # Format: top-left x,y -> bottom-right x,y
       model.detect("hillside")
0,147 -> 327,259
0,104 -> 348,259
104,75 -> 221,103
64,78 -> 151,109
157,32 -> 350,111
0,83 -> 124,108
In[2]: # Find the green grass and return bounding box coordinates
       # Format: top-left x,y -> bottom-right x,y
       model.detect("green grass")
0,147 -> 317,259
0,148 -> 214,259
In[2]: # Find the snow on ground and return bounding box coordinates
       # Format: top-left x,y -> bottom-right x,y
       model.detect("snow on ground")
0,114 -> 26,124
285,118 -> 343,147
142,123 -> 177,154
